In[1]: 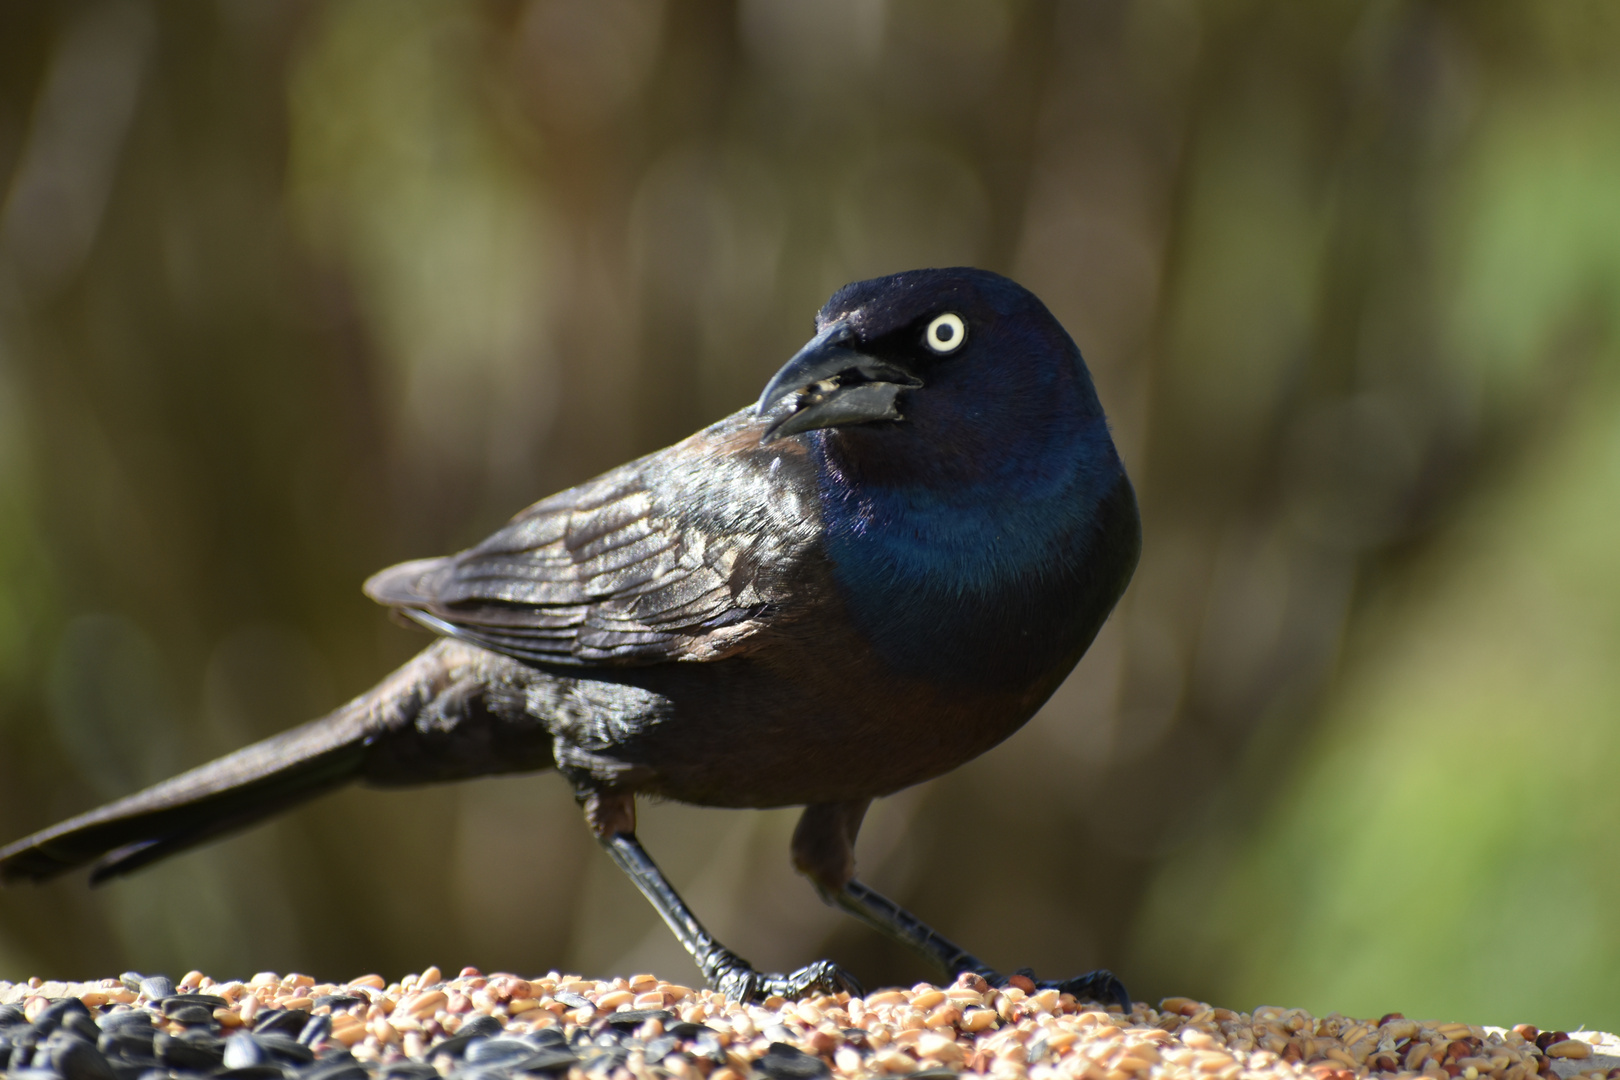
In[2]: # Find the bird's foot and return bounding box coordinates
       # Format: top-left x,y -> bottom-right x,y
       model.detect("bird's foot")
981,967 -> 1132,1011
711,957 -> 864,1002
1050,968 -> 1132,1011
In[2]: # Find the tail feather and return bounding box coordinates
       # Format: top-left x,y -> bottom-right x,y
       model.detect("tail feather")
0,642 -> 459,885
82,744 -> 360,883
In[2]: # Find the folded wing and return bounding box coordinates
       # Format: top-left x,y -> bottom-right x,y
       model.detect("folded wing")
364,413 -> 823,667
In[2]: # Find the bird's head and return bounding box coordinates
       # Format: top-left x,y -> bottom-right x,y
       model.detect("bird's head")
757,267 -> 1112,491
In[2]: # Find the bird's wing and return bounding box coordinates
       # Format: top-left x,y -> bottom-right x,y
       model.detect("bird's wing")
364,411 -> 824,666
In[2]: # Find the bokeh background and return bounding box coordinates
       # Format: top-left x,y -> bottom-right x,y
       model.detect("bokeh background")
2,0 -> 1619,1032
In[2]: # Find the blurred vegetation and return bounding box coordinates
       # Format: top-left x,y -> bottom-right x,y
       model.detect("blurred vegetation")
0,0 -> 1617,1032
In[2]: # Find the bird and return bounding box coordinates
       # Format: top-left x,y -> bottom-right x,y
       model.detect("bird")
0,266 -> 1141,1005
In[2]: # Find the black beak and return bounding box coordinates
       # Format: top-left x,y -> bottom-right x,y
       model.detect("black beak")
756,322 -> 922,444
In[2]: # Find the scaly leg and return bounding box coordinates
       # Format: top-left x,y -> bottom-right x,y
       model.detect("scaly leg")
585,792 -> 862,1002
793,801 -> 1131,1009
834,877 -> 1129,1008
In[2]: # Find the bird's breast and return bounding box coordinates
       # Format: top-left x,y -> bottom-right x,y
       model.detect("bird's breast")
816,465 -> 1138,693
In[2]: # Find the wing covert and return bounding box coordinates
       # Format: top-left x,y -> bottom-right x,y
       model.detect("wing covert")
363,412 -> 823,667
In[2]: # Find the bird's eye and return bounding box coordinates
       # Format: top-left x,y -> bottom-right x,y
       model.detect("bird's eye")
924,313 -> 966,354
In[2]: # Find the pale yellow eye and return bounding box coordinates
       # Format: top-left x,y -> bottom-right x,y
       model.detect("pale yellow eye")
924,312 -> 966,354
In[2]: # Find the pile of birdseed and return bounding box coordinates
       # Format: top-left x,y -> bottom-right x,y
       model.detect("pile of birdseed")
2,969 -> 1617,1080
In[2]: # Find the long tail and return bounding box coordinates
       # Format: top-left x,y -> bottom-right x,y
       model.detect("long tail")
0,642 -> 463,885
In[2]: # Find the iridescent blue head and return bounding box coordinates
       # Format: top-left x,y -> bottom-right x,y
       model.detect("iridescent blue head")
758,267 -> 1139,688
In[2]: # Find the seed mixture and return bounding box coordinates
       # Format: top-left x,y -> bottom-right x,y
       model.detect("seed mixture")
2,970 -> 1617,1080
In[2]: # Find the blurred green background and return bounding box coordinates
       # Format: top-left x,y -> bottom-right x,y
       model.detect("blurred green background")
1,0 -> 1618,1032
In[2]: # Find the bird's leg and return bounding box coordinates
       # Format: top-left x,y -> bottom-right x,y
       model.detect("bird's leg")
833,880 -> 1129,1007
793,801 -> 1131,1010
582,791 -> 863,1002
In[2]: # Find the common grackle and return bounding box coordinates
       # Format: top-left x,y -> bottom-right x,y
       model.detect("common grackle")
0,267 -> 1140,1004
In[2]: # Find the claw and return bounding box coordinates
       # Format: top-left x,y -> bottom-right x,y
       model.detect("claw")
712,958 -> 862,1002
1051,969 -> 1132,1011
782,958 -> 863,999
981,966 -> 1131,1011
714,967 -> 761,1002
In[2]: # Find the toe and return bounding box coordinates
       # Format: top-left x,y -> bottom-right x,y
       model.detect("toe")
811,959 -> 864,998
1056,969 -> 1131,1011
782,959 -> 863,1000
